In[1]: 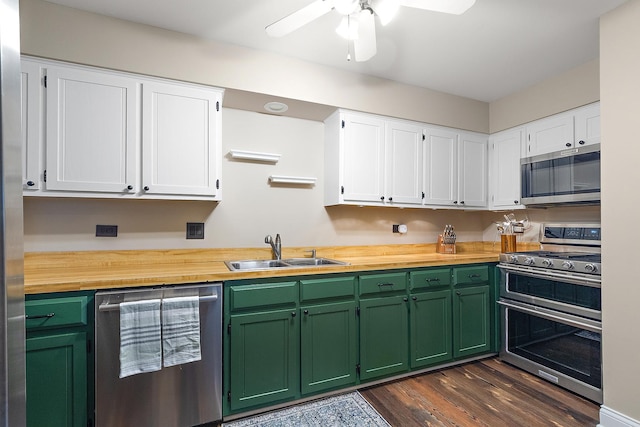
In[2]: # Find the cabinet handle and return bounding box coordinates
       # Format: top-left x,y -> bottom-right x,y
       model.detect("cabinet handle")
468,273 -> 482,279
578,140 -> 586,145
514,200 -> 519,204
143,186 -> 150,191
127,185 -> 133,190
425,278 -> 440,282
26,312 -> 55,320
291,312 -> 297,317
565,142 -> 572,147
26,181 -> 35,187
403,297 -> 408,302
303,310 -> 309,315
380,196 -> 385,201
412,296 -> 417,301
456,291 -> 461,296
453,201 -> 458,204
377,283 -> 394,288
388,197 -> 393,202
460,201 -> 465,205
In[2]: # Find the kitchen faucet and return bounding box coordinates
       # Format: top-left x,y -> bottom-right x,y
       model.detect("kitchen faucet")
265,234 -> 281,260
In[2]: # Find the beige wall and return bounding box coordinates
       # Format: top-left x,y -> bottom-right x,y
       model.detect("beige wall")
600,1 -> 640,423
19,0 -> 489,132
489,59 -> 600,133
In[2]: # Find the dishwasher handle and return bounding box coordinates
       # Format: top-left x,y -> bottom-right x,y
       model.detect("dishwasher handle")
98,293 -> 218,312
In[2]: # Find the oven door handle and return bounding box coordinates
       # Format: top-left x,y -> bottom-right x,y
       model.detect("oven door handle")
498,264 -> 601,288
498,299 -> 602,333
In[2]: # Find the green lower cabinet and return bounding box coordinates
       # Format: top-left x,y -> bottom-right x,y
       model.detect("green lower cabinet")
359,295 -> 409,381
300,301 -> 357,395
410,289 -> 452,369
229,309 -> 299,411
26,331 -> 87,427
452,285 -> 491,358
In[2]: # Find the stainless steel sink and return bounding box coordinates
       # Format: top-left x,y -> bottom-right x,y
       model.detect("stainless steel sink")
225,257 -> 348,271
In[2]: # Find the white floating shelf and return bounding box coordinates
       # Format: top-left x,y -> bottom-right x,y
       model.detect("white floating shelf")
229,149 -> 281,163
269,175 -> 317,186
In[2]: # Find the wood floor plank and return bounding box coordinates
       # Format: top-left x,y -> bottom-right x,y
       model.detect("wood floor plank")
360,357 -> 599,427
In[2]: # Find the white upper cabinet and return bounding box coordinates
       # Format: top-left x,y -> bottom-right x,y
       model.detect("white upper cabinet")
489,128 -> 525,210
458,133 -> 488,208
423,127 -> 458,206
524,102 -> 600,157
45,66 -> 138,193
142,82 -> 222,199
21,59 -> 43,191
385,120 -> 423,205
22,57 -> 224,201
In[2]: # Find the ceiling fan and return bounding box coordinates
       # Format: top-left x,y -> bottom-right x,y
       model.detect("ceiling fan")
265,0 -> 476,62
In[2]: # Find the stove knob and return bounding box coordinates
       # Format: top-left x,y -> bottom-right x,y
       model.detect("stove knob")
541,259 -> 553,267
584,263 -> 597,273
523,257 -> 535,265
562,261 -> 574,270
509,255 -> 519,263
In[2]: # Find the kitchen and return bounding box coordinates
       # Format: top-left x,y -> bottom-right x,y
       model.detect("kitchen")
3,0 -> 639,426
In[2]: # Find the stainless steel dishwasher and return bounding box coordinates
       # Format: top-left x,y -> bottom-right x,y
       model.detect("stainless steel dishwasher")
95,283 -> 222,427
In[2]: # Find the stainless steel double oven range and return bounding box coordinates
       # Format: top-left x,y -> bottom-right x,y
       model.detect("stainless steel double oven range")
498,223 -> 602,403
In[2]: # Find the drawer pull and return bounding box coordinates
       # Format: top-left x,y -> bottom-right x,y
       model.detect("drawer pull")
425,278 -> 440,282
468,274 -> 482,279
26,312 -> 55,320
377,283 -> 395,288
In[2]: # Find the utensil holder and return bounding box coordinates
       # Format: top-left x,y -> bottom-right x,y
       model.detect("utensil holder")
436,235 -> 456,254
500,234 -> 517,253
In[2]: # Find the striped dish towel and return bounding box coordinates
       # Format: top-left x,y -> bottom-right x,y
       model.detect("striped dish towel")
119,299 -> 162,378
162,296 -> 201,367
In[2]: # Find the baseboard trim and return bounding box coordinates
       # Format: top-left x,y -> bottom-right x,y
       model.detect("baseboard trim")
599,406 -> 640,427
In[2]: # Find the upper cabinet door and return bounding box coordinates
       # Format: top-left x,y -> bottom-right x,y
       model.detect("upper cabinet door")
423,128 -> 458,206
21,60 -> 43,191
574,103 -> 600,148
458,133 -> 487,208
490,129 -> 524,209
525,113 -> 574,157
45,66 -> 138,193
340,113 -> 386,204
142,82 -> 222,198
385,120 -> 423,205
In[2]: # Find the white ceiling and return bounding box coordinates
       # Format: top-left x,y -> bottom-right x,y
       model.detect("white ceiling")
43,0 -> 626,103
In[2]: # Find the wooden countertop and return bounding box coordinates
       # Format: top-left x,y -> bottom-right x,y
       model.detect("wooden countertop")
24,242 -> 539,294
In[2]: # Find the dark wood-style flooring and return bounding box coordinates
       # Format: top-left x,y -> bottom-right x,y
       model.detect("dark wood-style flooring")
360,357 -> 600,427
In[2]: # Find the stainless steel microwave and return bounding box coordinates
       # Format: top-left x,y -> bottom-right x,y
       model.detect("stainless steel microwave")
521,144 -> 600,206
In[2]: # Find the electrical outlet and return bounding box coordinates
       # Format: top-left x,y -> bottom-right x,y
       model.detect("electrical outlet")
186,222 -> 205,239
96,225 -> 118,237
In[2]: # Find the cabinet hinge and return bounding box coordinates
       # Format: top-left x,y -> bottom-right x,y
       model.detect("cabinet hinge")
216,179 -> 220,190
43,170 -> 47,183
341,186 -> 344,195
341,120 -> 345,129
227,323 -> 231,334
216,101 -> 220,112
227,391 -> 231,402
43,75 -> 47,88
422,134 -> 425,141
356,364 -> 361,374
86,339 -> 92,354
356,307 -> 360,316
422,191 -> 425,199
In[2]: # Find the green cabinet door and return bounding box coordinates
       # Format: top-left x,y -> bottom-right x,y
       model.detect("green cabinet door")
26,331 -> 87,427
453,285 -> 491,358
359,295 -> 409,381
410,289 -> 452,369
229,308 -> 299,411
301,301 -> 357,395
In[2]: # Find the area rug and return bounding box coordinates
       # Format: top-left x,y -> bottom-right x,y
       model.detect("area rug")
223,391 -> 391,427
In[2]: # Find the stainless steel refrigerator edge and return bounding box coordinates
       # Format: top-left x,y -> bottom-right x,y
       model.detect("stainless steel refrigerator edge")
0,0 -> 26,424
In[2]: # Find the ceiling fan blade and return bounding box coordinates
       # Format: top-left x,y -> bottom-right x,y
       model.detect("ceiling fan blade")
354,9 -> 376,62
399,0 -> 476,15
266,0 -> 335,37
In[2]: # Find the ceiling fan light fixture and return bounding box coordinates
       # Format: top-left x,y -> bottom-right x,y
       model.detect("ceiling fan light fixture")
372,0 -> 400,25
336,15 -> 359,40
334,0 -> 360,15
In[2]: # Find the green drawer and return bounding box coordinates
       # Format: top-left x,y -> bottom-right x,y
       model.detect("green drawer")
410,268 -> 452,290
453,265 -> 489,285
25,296 -> 88,330
300,276 -> 355,302
229,281 -> 297,311
359,272 -> 407,296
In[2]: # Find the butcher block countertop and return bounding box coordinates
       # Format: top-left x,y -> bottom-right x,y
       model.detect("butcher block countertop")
24,241 -> 540,294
